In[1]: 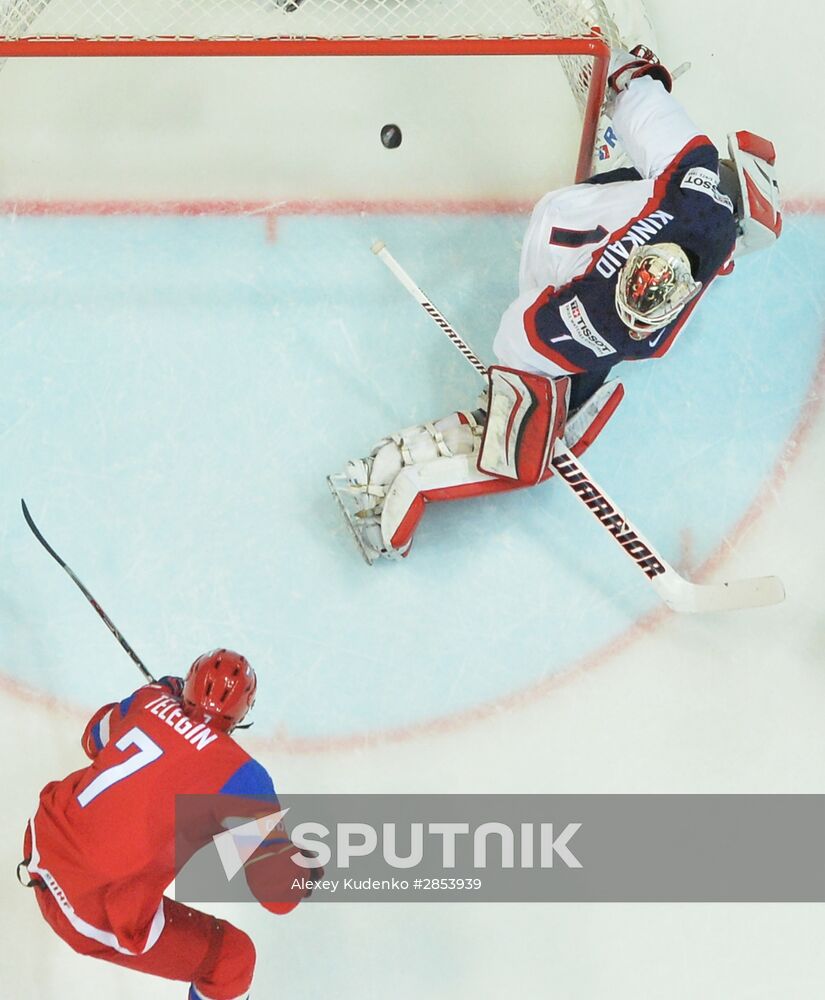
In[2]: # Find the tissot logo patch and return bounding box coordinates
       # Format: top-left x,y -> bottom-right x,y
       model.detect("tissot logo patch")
560,297 -> 616,358
681,167 -> 734,212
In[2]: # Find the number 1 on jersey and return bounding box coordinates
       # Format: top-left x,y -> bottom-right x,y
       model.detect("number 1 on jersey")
549,225 -> 609,248
77,726 -> 163,807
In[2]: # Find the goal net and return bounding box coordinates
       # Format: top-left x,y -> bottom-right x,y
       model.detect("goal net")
0,0 -> 659,212
0,1 -> 645,188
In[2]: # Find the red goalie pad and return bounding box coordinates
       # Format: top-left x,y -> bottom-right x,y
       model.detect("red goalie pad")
477,367 -> 570,486
380,375 -> 619,558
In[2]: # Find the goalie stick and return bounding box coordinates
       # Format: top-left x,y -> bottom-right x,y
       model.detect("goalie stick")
371,241 -> 785,614
21,499 -> 156,682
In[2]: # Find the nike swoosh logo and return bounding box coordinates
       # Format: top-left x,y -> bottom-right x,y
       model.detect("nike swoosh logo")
648,330 -> 665,349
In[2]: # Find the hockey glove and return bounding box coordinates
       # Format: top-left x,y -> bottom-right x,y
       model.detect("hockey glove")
608,45 -> 673,94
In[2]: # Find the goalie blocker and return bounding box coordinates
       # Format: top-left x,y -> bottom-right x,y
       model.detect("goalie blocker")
722,130 -> 782,258
328,369 -> 624,563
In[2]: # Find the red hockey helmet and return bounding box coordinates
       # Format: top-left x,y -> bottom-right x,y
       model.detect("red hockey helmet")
182,649 -> 257,732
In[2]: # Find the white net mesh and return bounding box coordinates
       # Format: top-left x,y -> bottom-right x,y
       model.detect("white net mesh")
0,0 -> 622,43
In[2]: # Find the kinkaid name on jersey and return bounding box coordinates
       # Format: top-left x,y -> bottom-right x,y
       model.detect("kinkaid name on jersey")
596,210 -> 675,279
143,694 -> 219,750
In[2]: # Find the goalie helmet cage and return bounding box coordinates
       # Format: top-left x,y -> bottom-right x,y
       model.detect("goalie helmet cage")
0,0 -> 630,184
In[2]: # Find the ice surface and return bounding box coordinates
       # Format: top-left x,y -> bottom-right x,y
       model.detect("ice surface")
1,211 -> 821,745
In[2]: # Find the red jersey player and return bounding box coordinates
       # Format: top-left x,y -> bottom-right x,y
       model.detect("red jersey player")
19,649 -> 315,1000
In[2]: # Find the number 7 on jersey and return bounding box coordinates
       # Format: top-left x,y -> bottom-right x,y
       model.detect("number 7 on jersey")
77,726 -> 163,807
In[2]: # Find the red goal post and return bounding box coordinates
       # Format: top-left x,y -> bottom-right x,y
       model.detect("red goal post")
0,0 -> 618,184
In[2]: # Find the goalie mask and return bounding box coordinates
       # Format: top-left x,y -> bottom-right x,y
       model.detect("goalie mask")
615,243 -> 701,340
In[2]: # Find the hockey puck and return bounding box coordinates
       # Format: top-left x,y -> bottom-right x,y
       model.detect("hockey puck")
380,124 -> 402,149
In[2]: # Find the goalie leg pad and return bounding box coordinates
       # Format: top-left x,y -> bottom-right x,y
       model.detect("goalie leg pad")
331,380 -> 624,563
477,367 -> 570,486
380,453 -> 524,555
383,368 -> 571,551
343,410 -> 483,516
329,410 -> 484,562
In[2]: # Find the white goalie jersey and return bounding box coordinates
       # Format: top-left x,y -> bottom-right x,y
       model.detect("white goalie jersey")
493,75 -> 746,381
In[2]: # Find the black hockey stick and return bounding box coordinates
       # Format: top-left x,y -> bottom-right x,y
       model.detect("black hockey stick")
21,499 -> 156,682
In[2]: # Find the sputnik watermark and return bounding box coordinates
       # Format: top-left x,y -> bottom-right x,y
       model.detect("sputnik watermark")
213,813 -> 582,877
283,820 -> 582,870
177,794 -> 825,904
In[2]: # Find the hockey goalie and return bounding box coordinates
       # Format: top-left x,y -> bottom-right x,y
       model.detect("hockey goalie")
328,47 -> 782,564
